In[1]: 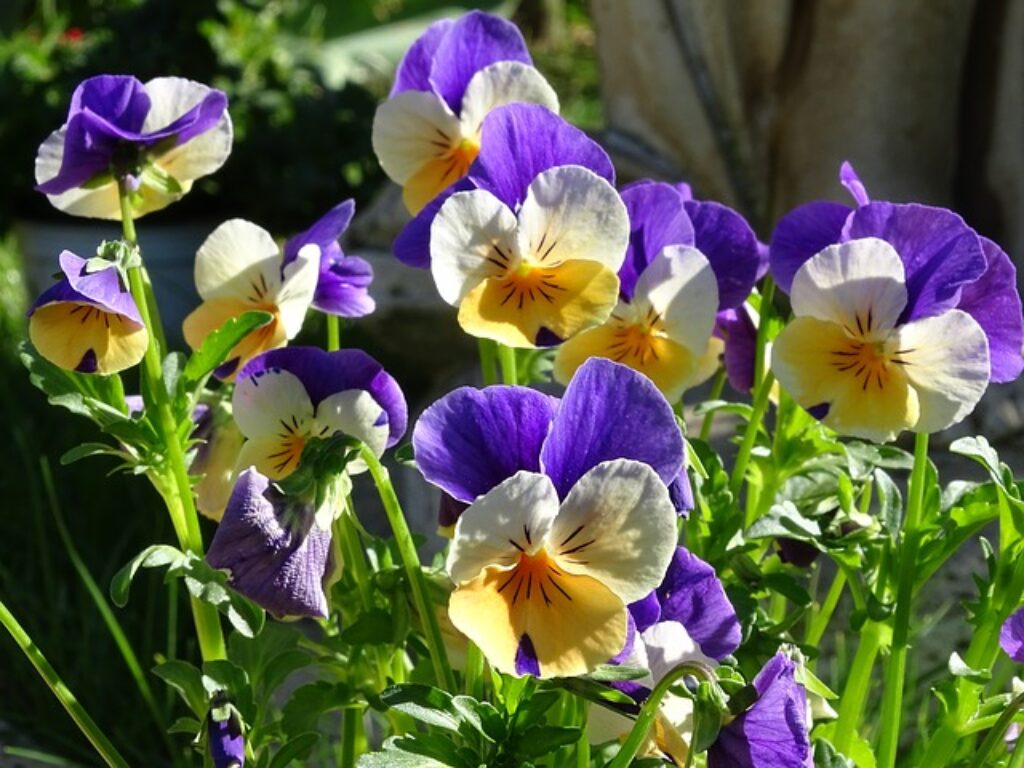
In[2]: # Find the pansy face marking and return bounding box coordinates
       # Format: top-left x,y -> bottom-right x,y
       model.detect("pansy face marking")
431,165 -> 629,347
446,459 -> 677,678
772,238 -> 990,442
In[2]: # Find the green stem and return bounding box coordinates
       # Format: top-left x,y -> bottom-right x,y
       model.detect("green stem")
326,314 -> 341,352
1011,741 -> 1024,768
360,446 -> 457,691
497,343 -> 518,385
575,695 -> 590,768
478,339 -> 498,385
341,707 -> 360,768
805,570 -> 846,648
0,597 -> 130,767
698,368 -> 727,442
969,693 -> 1024,768
117,179 -> 226,662
752,277 -> 775,387
832,620 -> 884,755
731,371 -> 775,514
877,431 -> 930,768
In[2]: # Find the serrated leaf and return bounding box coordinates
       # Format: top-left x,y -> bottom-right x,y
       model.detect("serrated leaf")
747,501 -> 822,541
267,732 -> 320,768
60,442 -> 130,465
154,660 -> 208,718
390,733 -> 467,767
110,545 -> 188,607
181,311 -> 272,390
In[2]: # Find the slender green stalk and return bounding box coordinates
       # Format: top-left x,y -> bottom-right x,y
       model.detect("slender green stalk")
730,371 -> 775,512
805,570 -> 846,648
752,277 -> 775,387
465,641 -> 485,699
698,369 -> 727,442
832,620 -> 884,754
1011,741 -> 1024,768
117,179 -> 226,662
497,343 -> 518,385
478,339 -> 498,385
341,707 -> 360,768
0,597 -> 130,768
575,696 -> 590,768
360,446 -> 457,691
969,693 -> 1024,768
877,432 -> 930,768
326,314 -> 341,352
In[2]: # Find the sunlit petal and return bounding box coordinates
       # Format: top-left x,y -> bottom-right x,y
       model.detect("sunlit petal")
29,301 -> 148,374
459,61 -> 559,136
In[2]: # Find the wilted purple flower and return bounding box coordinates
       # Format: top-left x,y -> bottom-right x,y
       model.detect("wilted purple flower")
27,250 -> 148,374
284,200 -> 376,318
35,75 -> 231,219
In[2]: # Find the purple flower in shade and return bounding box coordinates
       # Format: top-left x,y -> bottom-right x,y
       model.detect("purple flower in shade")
207,704 -> 245,768
770,161 -> 1024,385
27,250 -> 148,374
714,304 -> 759,395
35,75 -> 231,219
373,11 -> 558,215
1001,607 -> 1024,662
283,200 -> 376,318
231,346 -> 407,482
415,358 -> 685,677
183,220 -> 319,381
207,468 -> 334,619
708,653 -> 813,768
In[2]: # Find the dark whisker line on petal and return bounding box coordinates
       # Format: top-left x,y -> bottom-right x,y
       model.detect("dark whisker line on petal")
560,525 -> 585,547
561,538 -> 595,556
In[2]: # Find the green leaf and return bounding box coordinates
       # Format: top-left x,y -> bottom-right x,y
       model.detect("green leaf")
586,665 -> 649,682
110,545 -> 188,607
389,733 -> 468,767
763,572 -> 812,606
281,682 -> 353,737
267,733 -> 321,768
950,436 -> 1002,481
513,725 -> 581,760
948,651 -> 991,684
747,501 -> 822,541
167,716 -> 202,736
181,310 -> 273,390
154,660 -> 208,718
380,684 -> 461,732
60,442 -> 130,466
340,609 -> 396,645
873,468 -> 903,534
451,696 -> 504,742
357,745 -> 451,768
813,737 -> 857,768
202,659 -> 254,722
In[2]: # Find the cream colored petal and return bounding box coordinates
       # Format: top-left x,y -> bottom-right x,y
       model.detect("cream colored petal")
144,77 -> 233,183
372,90 -> 463,185
232,367 -> 314,439
637,246 -> 719,356
194,219 -> 282,302
274,243 -> 318,339
314,389 -> 389,473
459,61 -> 560,136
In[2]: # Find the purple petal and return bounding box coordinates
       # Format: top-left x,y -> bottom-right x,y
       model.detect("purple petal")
514,633 -> 541,677
313,253 -> 376,318
668,466 -> 694,516
141,86 -> 227,145
839,161 -> 870,207
540,358 -> 684,499
28,250 -> 142,324
1001,607 -> 1024,663
715,306 -> 758,394
391,18 -> 455,96
35,112 -> 120,194
283,200 -> 356,267
469,104 -> 615,210
238,347 -> 407,447
428,11 -> 532,113
628,592 -> 662,634
755,241 -> 770,281
412,385 -> 558,503
769,201 -> 851,293
686,199 -> 761,309
708,654 -> 811,768
393,178 -> 472,269
776,538 -> 820,568
656,547 -> 740,660
842,202 -> 987,323
208,712 -> 245,768
438,492 -> 469,529
69,75 -> 150,132
956,238 -> 1024,383
618,181 -> 694,300
206,469 -> 333,619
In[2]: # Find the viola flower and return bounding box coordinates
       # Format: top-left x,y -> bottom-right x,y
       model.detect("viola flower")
182,219 -> 319,380
36,75 -> 231,219
191,401 -> 245,522
713,304 -> 760,394
554,180 -> 762,399
207,702 -> 245,768
373,11 -> 558,215
771,237 -> 990,442
1001,607 -> 1024,662
284,200 -> 375,318
207,467 -> 336,618
708,653 -> 813,768
28,250 -> 148,374
231,347 -> 407,482
771,161 -> 1024,385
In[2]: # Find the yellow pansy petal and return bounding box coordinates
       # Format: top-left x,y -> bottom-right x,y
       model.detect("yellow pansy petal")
235,435 -> 306,481
183,298 -> 286,380
402,144 -> 479,215
772,316 -> 920,442
458,259 -> 620,348
193,418 -> 245,522
30,302 -> 148,374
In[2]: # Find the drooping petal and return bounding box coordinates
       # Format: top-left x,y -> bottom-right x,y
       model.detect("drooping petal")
1000,607 -> 1024,663
842,202 -> 987,323
789,239 -> 908,338
413,385 -> 558,503
431,188 -> 519,305
29,301 -> 148,374
207,469 -> 334,619
541,358 -> 684,498
618,181 -> 695,301
207,710 -> 245,768
685,199 -> 761,310
34,125 -> 120,218
459,61 -> 559,136
48,250 -> 142,322
142,77 -> 232,182
769,201 -> 851,294
313,254 -> 376,318
550,459 -> 678,605
428,10 -> 532,113
655,548 -> 741,661
894,310 -> 990,434
283,199 -> 355,267
446,471 -> 560,584
956,238 -> 1024,383
390,18 -> 454,96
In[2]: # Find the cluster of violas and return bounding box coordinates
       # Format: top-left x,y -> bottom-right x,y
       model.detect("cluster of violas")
26,10 -> 1024,768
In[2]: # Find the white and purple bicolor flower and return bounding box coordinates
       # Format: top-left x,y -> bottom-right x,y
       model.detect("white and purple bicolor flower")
1001,606 -> 1024,662
27,250 -> 148,374
707,653 -> 813,768
414,358 -> 685,678
206,347 -> 407,619
207,705 -> 245,768
35,74 -> 232,219
589,547 -> 742,764
283,200 -> 375,318
372,10 -> 558,215
554,180 -> 763,400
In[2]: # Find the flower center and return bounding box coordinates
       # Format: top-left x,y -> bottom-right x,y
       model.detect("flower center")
496,548 -> 572,608
492,258 -> 566,310
829,332 -> 910,392
608,308 -> 665,365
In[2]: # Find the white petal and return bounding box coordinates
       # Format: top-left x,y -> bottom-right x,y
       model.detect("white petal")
635,246 -> 719,356
431,189 -> 519,305
459,62 -> 560,136
516,166 -> 629,271
194,219 -> 283,301
35,126 -> 122,219
446,471 -> 560,585
550,459 -> 677,604
641,621 -> 716,685
275,243 -> 319,338
143,77 -> 233,182
791,238 -> 908,337
372,90 -> 463,184
314,389 -> 389,473
895,309 -> 991,433
232,367 -> 314,439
